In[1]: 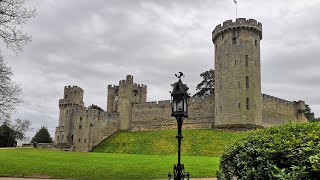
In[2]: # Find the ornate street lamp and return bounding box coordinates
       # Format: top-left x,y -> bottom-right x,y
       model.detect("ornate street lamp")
168,72 -> 190,180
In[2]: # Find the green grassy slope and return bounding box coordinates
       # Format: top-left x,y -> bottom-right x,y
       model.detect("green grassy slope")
0,148 -> 219,179
92,129 -> 247,156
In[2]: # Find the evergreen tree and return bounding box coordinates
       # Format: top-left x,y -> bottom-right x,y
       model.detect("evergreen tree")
193,69 -> 215,98
0,122 -> 17,147
31,126 -> 52,143
302,104 -> 315,121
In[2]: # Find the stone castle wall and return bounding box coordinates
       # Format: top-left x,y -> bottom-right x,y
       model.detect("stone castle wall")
54,18 -> 309,152
261,94 -> 307,127
55,100 -> 119,152
131,95 -> 215,131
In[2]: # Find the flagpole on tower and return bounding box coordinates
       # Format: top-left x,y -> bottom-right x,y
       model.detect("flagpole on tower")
234,0 -> 237,19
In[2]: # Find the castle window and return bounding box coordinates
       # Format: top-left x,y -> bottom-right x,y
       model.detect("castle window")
255,39 -> 257,46
80,117 -> 82,121
79,125 -> 82,129
232,37 -> 237,45
220,106 -> 222,112
238,103 -> 241,109
133,90 -> 139,97
78,139 -> 81,143
234,60 -> 237,66
246,98 -> 249,111
238,81 -> 240,88
245,55 -> 249,67
84,139 -> 86,143
65,95 -> 67,99
246,76 -> 249,88
221,33 -> 224,41
220,63 -> 221,68
57,135 -> 59,142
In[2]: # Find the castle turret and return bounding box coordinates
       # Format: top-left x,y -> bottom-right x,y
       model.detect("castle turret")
107,75 -> 147,130
107,85 -> 119,112
212,18 -> 263,127
55,85 -> 84,145
118,75 -> 134,130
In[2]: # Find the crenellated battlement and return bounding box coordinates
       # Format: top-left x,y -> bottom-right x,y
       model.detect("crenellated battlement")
212,18 -> 262,42
133,83 -> 147,89
134,100 -> 171,108
64,85 -> 83,91
262,94 -> 293,105
119,75 -> 134,85
58,99 -> 84,108
262,94 -> 305,110
108,85 -> 119,89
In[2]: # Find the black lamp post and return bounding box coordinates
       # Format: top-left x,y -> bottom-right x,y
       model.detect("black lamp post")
168,72 -> 190,180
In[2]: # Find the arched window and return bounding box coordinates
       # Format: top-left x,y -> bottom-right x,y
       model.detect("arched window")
133,90 -> 139,97
79,125 -> 82,129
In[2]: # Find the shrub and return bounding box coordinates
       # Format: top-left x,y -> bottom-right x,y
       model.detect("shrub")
217,122 -> 320,180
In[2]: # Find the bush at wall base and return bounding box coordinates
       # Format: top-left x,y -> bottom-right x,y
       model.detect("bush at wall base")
217,122 -> 320,180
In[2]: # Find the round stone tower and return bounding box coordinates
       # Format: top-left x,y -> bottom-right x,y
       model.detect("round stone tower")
212,18 -> 262,127
56,85 -> 84,144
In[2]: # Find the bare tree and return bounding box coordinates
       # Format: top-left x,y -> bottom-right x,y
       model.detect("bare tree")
0,0 -> 36,52
4,118 -> 31,147
0,0 -> 36,121
0,54 -> 22,121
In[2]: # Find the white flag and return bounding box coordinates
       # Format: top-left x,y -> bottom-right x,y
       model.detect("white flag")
234,0 -> 237,4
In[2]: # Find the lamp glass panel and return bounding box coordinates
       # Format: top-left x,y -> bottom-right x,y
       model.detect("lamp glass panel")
173,100 -> 177,112
184,99 -> 187,112
177,100 -> 183,111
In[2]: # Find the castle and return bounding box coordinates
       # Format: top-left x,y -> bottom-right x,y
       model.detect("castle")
54,18 -> 307,152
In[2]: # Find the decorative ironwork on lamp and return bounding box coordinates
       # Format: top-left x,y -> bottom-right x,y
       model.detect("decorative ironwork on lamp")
168,72 -> 190,180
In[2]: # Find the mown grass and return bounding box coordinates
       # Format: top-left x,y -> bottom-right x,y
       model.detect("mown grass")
0,148 -> 219,179
92,129 -> 247,156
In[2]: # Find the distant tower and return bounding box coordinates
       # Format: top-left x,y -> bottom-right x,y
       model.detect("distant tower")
55,85 -> 84,144
212,18 -> 263,127
106,75 -> 147,130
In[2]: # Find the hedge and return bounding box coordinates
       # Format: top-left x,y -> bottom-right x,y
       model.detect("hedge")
217,122 -> 320,180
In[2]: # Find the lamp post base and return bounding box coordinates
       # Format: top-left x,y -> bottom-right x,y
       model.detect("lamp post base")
168,164 -> 190,180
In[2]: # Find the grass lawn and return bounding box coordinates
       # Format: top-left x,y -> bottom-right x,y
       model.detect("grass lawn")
0,148 -> 220,179
92,129 -> 247,156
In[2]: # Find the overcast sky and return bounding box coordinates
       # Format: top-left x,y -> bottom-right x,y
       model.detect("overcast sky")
1,0 -> 320,139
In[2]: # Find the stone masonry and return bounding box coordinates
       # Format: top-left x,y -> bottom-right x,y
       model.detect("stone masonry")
54,18 -> 308,152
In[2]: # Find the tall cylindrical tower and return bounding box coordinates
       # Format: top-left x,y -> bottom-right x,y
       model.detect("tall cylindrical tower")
55,85 -> 84,144
212,18 -> 262,127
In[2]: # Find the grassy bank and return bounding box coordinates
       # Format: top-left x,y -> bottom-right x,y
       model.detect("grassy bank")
92,129 -> 247,156
0,148 -> 219,179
